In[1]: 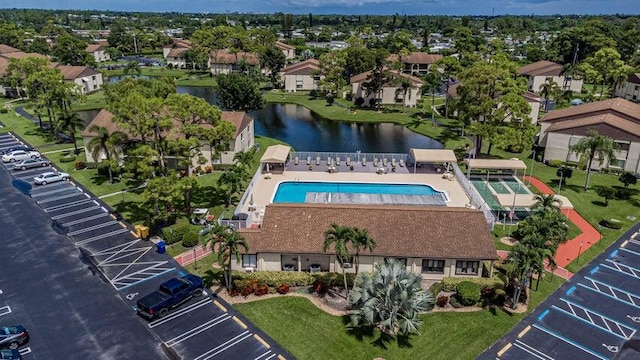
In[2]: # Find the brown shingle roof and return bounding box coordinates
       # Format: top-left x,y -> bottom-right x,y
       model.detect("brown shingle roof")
210,49 -> 259,65
168,38 -> 192,49
540,98 -> 640,123
167,48 -> 188,58
281,59 -> 320,75
81,109 -> 252,140
518,60 -> 564,77
350,69 -> 423,86
53,65 -> 100,80
85,44 -> 105,53
627,73 -> 640,85
0,44 -> 20,54
0,57 -> 9,77
545,113 -> 640,142
0,51 -> 47,60
239,203 -> 497,260
275,41 -> 295,51
387,52 -> 443,65
522,91 -> 542,103
221,111 -> 253,139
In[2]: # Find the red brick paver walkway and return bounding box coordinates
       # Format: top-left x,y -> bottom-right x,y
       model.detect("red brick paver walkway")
523,175 -> 602,271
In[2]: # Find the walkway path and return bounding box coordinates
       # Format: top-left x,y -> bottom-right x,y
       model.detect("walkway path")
523,175 -> 602,270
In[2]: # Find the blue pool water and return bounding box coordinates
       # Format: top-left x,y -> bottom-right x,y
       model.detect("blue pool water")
273,181 -> 444,203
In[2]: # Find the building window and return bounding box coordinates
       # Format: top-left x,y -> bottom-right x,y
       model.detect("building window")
616,142 -> 630,151
296,80 -> 303,90
422,259 -> 445,273
242,254 -> 257,268
455,260 -> 479,275
385,257 -> 407,266
610,158 -> 626,168
338,256 -> 354,268
92,75 -> 96,80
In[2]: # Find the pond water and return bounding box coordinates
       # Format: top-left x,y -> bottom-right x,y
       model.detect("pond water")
96,77 -> 442,153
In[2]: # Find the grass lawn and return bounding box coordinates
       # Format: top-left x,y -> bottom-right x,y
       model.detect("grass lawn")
72,91 -> 107,111
263,91 -> 469,149
105,67 -> 193,78
477,144 -> 639,273
235,274 -> 564,360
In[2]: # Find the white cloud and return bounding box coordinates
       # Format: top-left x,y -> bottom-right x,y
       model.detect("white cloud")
282,0 -> 409,7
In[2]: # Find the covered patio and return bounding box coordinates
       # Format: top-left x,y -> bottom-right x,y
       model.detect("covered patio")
464,158 -> 527,180
410,148 -> 457,174
260,144 -> 291,175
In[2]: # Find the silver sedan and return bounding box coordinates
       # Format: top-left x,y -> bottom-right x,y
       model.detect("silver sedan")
33,171 -> 70,185
12,158 -> 51,171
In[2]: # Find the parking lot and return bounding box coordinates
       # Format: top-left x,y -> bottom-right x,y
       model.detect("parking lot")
479,222 -> 640,360
0,132 -> 291,359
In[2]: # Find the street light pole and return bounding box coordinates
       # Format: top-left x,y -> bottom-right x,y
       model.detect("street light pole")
577,240 -> 583,262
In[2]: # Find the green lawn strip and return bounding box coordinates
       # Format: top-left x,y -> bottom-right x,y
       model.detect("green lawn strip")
235,274 -> 564,360
477,144 -> 639,274
263,91 -> 468,149
174,76 -> 217,87
105,67 -> 196,78
491,225 -> 518,251
73,91 -> 107,111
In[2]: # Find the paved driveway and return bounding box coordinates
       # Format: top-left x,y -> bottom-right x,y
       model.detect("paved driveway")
0,132 -> 292,360
478,222 -> 640,360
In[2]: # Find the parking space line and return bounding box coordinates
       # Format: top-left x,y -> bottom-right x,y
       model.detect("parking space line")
532,324 -> 608,360
603,259 -> 640,279
36,190 -> 85,204
193,330 -> 253,360
60,212 -> 110,226
52,205 -> 102,220
148,298 -> 212,328
513,340 -> 552,360
518,325 -> 531,338
584,276 -> 640,308
254,351 -> 274,360
165,314 -> 231,346
620,247 -> 640,257
111,265 -> 174,290
0,305 -> 11,316
552,303 -> 633,340
18,347 -> 31,356
67,221 -> 119,236
31,186 -> 77,198
74,228 -> 129,245
43,198 -> 94,212
578,283 -> 640,310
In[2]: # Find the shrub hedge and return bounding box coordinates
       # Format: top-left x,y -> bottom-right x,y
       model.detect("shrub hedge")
547,159 -> 563,167
181,231 -> 199,247
162,220 -> 200,245
456,281 -> 481,306
449,295 -> 464,308
428,282 -> 443,296
600,219 -> 623,229
441,276 -> 505,292
229,271 -> 356,289
59,154 -> 76,163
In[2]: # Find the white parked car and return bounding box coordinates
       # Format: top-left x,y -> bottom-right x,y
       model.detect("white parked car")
33,171 -> 69,185
2,150 -> 41,163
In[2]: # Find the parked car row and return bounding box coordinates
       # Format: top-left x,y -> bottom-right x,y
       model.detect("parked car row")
33,171 -> 69,185
12,158 -> 51,171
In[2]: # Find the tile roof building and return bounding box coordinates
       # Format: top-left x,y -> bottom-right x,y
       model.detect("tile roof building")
279,59 -> 321,92
350,69 -> 423,108
614,73 -> 640,103
538,98 -> 640,173
518,60 -> 583,94
387,52 -> 443,75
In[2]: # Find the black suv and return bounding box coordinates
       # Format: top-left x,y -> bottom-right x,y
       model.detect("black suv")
0,326 -> 29,350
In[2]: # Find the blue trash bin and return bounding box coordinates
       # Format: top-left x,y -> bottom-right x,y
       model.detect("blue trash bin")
156,240 -> 166,254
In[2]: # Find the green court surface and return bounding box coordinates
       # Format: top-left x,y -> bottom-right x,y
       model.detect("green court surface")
503,176 -> 530,194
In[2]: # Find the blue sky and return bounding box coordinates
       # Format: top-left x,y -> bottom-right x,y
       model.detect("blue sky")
6,0 -> 639,15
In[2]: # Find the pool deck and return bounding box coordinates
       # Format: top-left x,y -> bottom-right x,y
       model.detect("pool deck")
242,169 -> 472,218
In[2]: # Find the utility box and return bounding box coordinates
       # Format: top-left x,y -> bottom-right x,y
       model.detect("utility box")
156,241 -> 166,254
134,225 -> 150,239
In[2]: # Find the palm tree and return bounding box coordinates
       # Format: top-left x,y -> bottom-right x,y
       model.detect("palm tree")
203,224 -> 248,290
123,61 -> 141,77
569,129 -> 619,190
507,239 -> 552,309
351,228 -> 376,276
56,111 -> 85,154
539,78 -> 558,110
233,149 -> 256,170
609,67 -> 630,97
532,194 -> 560,212
349,259 -> 435,336
86,125 -> 128,183
323,223 -> 354,296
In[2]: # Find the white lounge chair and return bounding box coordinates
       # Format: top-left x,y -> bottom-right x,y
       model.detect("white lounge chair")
346,157 -> 351,166
362,157 -> 366,166
326,157 -> 332,166
316,156 -> 320,166
383,158 -> 388,166
336,157 -> 341,166
373,158 -> 379,167
391,158 -> 396,167
294,156 -> 299,165
307,156 -> 311,165
399,159 -> 405,167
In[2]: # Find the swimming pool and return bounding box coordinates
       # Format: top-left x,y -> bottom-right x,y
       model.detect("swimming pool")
272,181 -> 447,203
